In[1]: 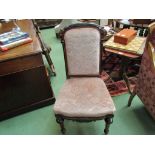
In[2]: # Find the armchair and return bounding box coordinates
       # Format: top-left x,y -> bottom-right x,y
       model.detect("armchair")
128,22 -> 155,119
53,23 -> 116,134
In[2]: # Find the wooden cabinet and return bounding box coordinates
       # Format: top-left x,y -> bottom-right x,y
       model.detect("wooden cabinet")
0,20 -> 55,121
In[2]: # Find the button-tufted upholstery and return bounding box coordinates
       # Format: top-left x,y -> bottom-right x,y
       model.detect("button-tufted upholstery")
128,22 -> 155,119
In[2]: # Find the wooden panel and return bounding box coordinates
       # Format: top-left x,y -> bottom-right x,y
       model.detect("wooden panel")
132,19 -> 152,25
0,20 -> 42,62
0,54 -> 44,76
0,98 -> 55,121
0,66 -> 55,118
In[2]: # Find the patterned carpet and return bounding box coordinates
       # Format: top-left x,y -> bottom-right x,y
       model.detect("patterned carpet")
101,52 -> 140,96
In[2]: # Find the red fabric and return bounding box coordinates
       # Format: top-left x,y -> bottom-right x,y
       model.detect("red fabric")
134,30 -> 155,119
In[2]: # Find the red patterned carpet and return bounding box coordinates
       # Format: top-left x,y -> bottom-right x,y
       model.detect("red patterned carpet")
100,71 -> 137,96
101,52 -> 140,96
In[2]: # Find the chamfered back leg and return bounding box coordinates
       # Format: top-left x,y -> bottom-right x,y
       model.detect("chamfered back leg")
128,90 -> 137,107
104,115 -> 113,135
55,115 -> 66,134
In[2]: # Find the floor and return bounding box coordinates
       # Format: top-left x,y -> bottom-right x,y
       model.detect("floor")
0,28 -> 155,135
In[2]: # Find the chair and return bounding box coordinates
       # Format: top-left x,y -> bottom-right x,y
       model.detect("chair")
53,23 -> 116,134
128,22 -> 155,119
55,19 -> 80,38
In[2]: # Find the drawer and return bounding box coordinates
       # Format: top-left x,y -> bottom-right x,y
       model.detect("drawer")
0,54 -> 44,76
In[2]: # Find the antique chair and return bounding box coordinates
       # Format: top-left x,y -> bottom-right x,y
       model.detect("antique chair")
128,22 -> 155,119
55,19 -> 80,38
53,23 -> 116,134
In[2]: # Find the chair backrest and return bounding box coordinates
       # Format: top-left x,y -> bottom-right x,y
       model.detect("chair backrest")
140,22 -> 155,70
138,22 -> 155,75
135,22 -> 155,119
147,22 -> 155,48
61,23 -> 102,78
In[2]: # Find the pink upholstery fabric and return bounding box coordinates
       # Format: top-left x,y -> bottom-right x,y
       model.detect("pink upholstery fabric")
54,78 -> 115,117
135,29 -> 155,119
148,29 -> 155,48
64,28 -> 100,76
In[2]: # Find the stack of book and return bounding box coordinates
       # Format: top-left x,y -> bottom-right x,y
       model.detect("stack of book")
0,30 -> 33,52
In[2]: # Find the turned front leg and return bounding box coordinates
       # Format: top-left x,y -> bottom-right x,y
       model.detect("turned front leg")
104,116 -> 113,135
55,115 -> 66,134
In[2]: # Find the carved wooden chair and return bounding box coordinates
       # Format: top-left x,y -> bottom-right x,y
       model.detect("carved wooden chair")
53,23 -> 116,134
55,19 -> 80,38
128,22 -> 155,119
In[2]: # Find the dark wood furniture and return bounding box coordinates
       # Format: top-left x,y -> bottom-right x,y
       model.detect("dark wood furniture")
32,20 -> 56,76
0,20 -> 55,121
113,19 -> 154,36
35,19 -> 62,29
115,19 -> 152,28
103,36 -> 146,93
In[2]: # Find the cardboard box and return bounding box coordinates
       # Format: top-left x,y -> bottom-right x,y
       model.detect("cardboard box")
114,29 -> 137,45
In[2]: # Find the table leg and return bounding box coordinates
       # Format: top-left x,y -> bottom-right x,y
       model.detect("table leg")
120,57 -> 132,94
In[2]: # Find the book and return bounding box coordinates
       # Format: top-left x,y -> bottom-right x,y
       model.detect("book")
0,37 -> 33,52
0,30 -> 29,45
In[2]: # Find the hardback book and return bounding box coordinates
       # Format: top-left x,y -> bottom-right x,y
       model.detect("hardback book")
0,30 -> 29,45
0,37 -> 33,52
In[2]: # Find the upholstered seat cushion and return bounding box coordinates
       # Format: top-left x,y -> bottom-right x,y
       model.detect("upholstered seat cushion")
54,78 -> 115,117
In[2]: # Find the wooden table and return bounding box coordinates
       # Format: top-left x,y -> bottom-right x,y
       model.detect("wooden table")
103,36 -> 146,94
0,20 -> 55,121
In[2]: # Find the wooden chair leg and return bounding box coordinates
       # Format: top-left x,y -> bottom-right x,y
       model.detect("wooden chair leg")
128,91 -> 136,107
56,115 -> 66,134
43,50 -> 56,76
104,116 -> 113,135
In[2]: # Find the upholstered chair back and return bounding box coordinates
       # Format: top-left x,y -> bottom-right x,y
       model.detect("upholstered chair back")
147,22 -> 155,48
135,22 -> 155,119
62,24 -> 101,77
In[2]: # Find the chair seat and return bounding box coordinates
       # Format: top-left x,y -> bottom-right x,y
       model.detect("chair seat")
54,78 -> 115,118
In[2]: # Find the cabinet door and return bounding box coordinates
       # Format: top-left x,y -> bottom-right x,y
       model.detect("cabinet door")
0,66 -> 55,120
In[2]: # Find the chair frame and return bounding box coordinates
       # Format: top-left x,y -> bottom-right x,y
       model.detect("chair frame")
55,23 -> 114,134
